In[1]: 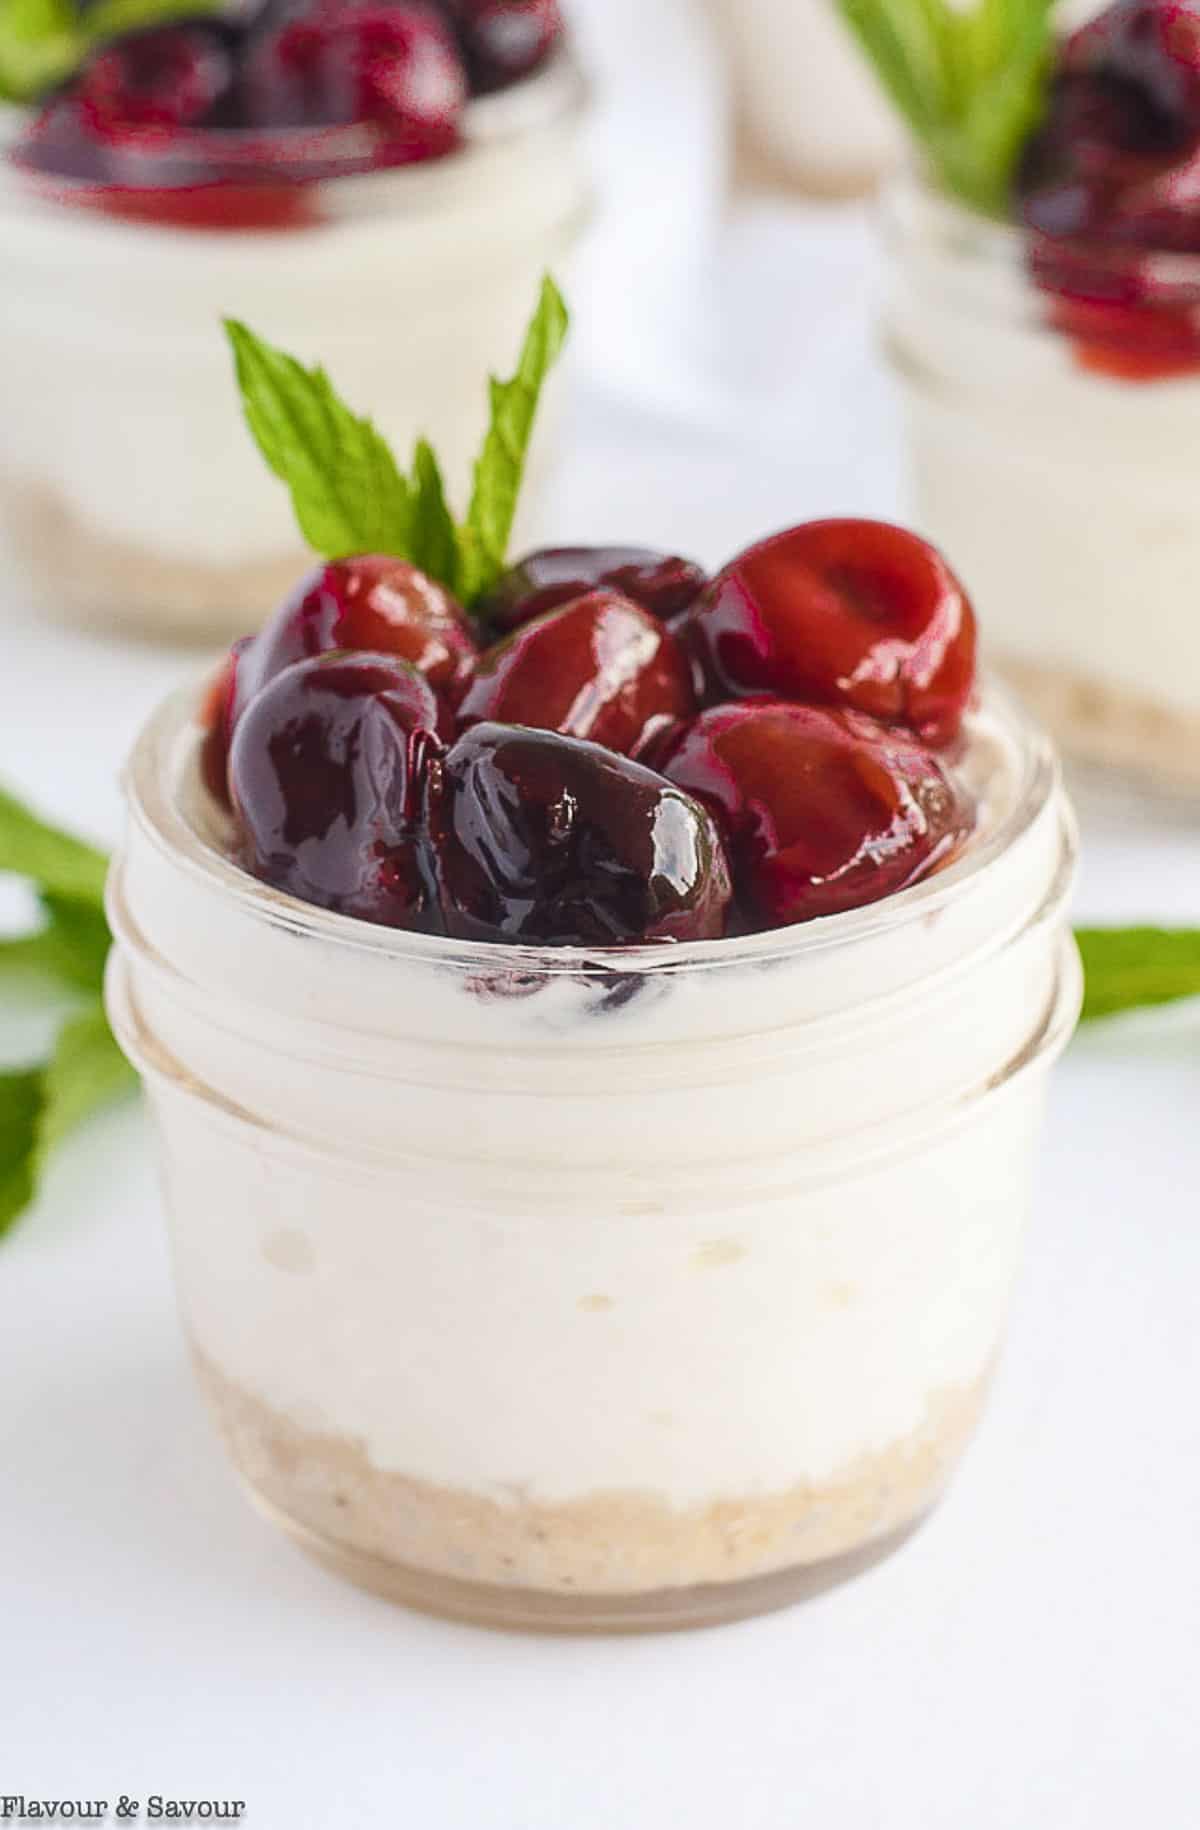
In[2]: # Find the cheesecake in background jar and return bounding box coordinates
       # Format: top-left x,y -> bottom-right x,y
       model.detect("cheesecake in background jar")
0,1 -> 588,642
841,0 -> 1200,793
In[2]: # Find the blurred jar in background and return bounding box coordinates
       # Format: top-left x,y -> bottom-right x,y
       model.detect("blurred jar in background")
882,186 -> 1200,798
705,0 -> 902,194
0,3 -> 589,643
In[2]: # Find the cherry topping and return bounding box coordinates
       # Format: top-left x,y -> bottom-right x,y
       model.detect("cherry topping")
77,25 -> 237,132
684,519 -> 976,749
243,1 -> 465,156
1027,234 -> 1200,377
442,0 -> 562,92
237,555 -> 476,712
481,545 -> 708,633
201,556 -> 474,805
660,701 -> 973,926
456,589 -> 697,759
1017,3 -> 1200,251
228,651 -> 443,927
1014,2 -> 1200,376
1060,0 -> 1200,139
200,635 -> 254,806
429,723 -> 732,944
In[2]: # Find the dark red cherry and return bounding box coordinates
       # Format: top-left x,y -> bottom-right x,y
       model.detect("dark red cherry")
243,1 -> 465,154
201,557 -> 475,808
76,25 -> 236,133
1060,0 -> 1200,136
660,702 -> 973,927
1017,2 -> 1200,246
443,0 -> 562,92
481,545 -> 707,634
200,636 -> 254,806
229,651 -> 442,927
456,590 -> 697,759
429,723 -> 732,944
1026,233 -> 1200,377
242,555 -> 475,716
685,519 -> 976,749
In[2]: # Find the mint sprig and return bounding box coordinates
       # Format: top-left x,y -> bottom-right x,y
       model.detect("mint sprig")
0,892 -> 112,990
0,0 -> 210,103
835,0 -> 1055,213
225,275 -> 569,611
1076,927 -> 1200,1024
225,321 -> 417,563
0,786 -> 135,1238
458,276 -> 569,602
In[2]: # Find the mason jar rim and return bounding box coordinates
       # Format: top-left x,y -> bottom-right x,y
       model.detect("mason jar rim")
122,673 -> 1062,980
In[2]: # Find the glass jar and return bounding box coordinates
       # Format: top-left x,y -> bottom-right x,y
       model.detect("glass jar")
0,56 -> 588,644
882,171 -> 1200,795
105,678 -> 1079,1632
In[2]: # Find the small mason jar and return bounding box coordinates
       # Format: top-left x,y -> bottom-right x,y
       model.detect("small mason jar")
105,678 -> 1079,1632
0,55 -> 588,643
882,172 -> 1200,794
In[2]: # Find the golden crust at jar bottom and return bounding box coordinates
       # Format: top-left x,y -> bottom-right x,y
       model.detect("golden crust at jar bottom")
195,1347 -> 991,1605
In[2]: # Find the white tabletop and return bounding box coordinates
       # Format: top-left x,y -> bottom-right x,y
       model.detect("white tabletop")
4,8 -> 1199,1821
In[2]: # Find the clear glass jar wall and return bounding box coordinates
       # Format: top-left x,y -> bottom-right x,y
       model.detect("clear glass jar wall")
104,680 -> 1080,1631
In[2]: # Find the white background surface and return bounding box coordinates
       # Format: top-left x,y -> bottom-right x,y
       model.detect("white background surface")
3,2 -> 1199,1824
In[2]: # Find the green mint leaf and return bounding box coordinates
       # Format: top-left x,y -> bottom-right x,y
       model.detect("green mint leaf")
0,0 -> 81,103
227,280 -> 571,608
1076,927 -> 1200,1024
0,893 -> 112,992
224,318 -> 413,561
835,0 -> 1054,213
0,0 -> 208,102
461,275 -> 569,603
0,1068 -> 42,1237
37,893 -> 113,988
36,1000 -> 136,1171
406,438 -> 462,595
0,782 -> 109,908
80,0 -> 206,44
837,0 -> 943,142
0,1003 -> 136,1239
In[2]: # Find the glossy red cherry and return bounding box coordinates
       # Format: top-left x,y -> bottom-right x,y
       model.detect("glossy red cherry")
200,635 -> 254,806
1013,2 -> 1200,377
229,651 -> 443,927
481,545 -> 707,634
1060,0 -> 1200,134
244,2 -> 464,156
660,701 -> 974,926
1017,3 -> 1200,243
430,723 -> 732,944
685,519 -> 976,749
241,554 -> 475,706
76,25 -> 237,133
1026,234 -> 1200,377
202,556 -> 474,804
456,590 -> 697,759
443,0 -> 562,92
